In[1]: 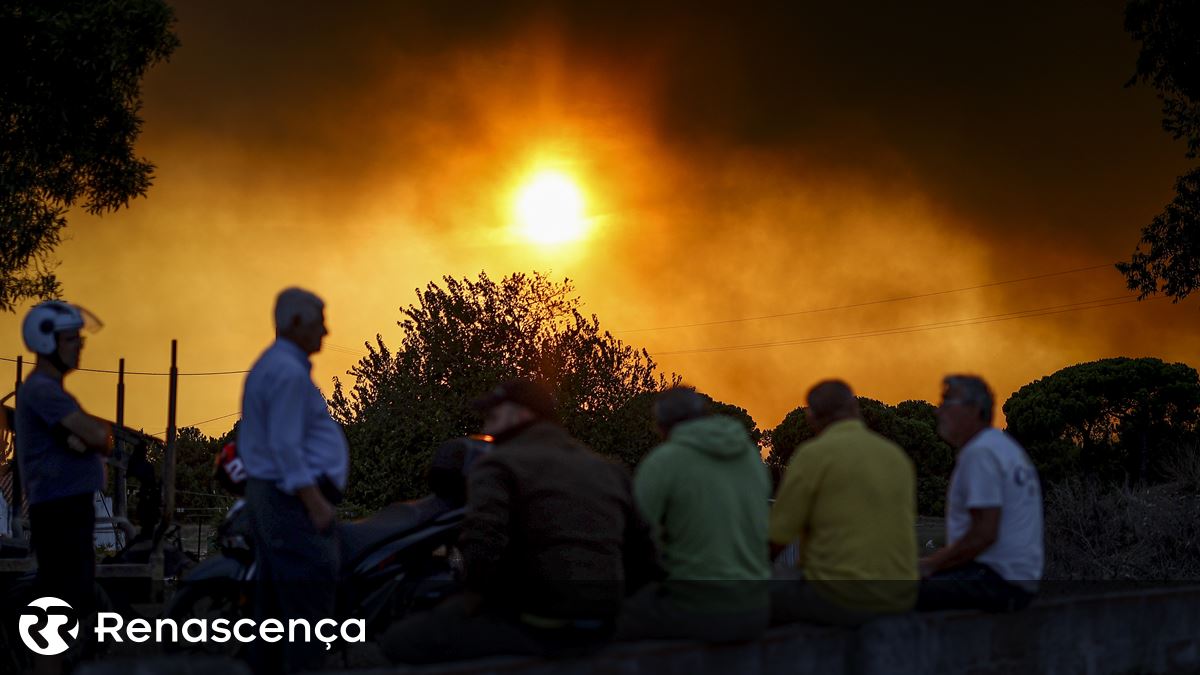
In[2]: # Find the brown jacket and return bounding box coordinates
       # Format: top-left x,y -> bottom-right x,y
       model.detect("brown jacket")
459,420 -> 658,620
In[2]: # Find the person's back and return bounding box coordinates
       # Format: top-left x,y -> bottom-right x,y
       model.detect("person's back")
783,421 -> 917,602
462,419 -> 641,620
770,381 -> 917,624
617,389 -> 771,644
635,415 -> 770,593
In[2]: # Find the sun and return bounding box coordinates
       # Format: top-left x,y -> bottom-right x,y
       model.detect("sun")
514,170 -> 586,244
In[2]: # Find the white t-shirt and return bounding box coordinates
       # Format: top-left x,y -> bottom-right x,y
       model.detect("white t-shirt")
946,428 -> 1044,589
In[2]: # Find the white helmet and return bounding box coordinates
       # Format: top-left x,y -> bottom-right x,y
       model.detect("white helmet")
22,301 -> 102,355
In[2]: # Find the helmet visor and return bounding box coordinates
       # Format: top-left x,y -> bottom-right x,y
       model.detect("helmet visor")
75,305 -> 103,333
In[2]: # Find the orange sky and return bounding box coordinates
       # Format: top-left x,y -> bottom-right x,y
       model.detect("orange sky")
1,1 -> 1197,440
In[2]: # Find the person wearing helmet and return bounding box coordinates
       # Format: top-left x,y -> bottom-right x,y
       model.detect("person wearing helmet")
15,300 -> 113,672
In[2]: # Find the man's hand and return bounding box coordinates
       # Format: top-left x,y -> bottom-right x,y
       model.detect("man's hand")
67,434 -> 88,454
296,485 -> 336,533
918,557 -> 937,580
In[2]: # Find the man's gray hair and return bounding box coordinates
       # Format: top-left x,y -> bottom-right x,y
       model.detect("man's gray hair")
653,386 -> 708,434
943,374 -> 994,423
274,287 -> 324,330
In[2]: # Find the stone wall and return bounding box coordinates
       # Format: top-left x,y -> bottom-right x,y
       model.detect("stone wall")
78,587 -> 1200,675
333,586 -> 1200,675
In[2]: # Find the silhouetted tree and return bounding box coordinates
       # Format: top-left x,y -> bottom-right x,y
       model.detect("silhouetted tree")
330,272 -> 674,510
0,0 -> 179,311
155,425 -> 236,515
1118,0 -> 1200,301
1004,357 -> 1200,484
587,389 -> 762,470
765,406 -> 814,489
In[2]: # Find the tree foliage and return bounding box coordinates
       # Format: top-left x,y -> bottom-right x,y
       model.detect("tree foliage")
1118,0 -> 1200,302
330,272 -> 674,510
1118,167 -> 1200,301
0,0 -> 179,311
1003,357 -> 1200,484
587,389 -> 763,470
170,425 -> 235,515
766,398 -> 953,515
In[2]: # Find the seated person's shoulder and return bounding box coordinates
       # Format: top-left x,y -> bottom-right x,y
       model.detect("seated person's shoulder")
790,435 -> 832,464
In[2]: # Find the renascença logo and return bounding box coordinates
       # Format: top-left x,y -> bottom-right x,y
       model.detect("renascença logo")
19,597 -> 79,656
17,596 -> 366,653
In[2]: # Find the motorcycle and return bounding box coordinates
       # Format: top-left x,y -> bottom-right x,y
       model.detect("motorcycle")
163,436 -> 491,654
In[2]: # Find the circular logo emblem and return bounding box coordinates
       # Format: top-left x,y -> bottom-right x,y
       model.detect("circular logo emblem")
18,597 -> 79,656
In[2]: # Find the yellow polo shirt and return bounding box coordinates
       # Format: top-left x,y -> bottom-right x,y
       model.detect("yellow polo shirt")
769,419 -> 917,612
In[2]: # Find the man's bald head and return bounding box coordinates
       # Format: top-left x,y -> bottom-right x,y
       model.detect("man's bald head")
806,380 -> 861,433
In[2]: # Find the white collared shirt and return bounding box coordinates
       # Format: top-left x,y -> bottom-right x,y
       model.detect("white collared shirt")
238,338 -> 348,494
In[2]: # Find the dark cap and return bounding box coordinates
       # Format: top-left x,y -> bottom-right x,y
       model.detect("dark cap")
472,379 -> 558,421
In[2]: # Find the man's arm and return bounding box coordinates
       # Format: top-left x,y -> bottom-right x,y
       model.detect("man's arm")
265,369 -> 332,530
459,458 -> 512,605
921,447 -> 1004,578
625,466 -> 664,590
266,370 -> 315,492
920,507 -> 999,577
768,447 -> 816,562
60,411 -> 113,452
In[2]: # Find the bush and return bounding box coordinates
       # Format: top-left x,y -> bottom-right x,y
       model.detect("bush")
1043,478 -> 1200,580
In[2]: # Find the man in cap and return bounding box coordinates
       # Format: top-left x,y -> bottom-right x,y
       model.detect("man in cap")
382,378 -> 658,664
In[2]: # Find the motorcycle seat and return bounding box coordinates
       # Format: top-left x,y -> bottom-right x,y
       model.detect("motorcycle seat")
339,495 -> 452,562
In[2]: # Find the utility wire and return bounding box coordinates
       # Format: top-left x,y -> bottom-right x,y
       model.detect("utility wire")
150,411 -> 240,439
653,294 -> 1153,356
618,262 -> 1116,333
324,342 -> 370,357
0,356 -> 248,377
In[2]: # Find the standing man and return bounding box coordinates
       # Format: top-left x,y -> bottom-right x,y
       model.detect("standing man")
382,378 -> 659,664
239,287 -> 348,673
769,380 -> 918,625
16,301 -> 113,674
617,386 -> 771,643
920,375 -> 1042,611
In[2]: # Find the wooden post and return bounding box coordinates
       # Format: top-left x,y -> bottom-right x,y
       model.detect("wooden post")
10,356 -> 23,539
163,341 -> 178,526
114,358 -> 127,521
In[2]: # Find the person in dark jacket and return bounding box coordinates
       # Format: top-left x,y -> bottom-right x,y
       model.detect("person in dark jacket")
381,379 -> 659,664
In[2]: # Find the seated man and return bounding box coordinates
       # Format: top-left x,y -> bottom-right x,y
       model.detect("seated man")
617,387 -> 771,643
769,380 -> 918,625
381,379 -> 658,664
919,375 -> 1042,612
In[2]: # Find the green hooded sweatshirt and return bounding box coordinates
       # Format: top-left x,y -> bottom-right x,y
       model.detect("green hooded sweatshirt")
634,415 -> 771,611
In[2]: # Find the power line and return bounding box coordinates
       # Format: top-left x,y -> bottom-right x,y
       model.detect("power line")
0,356 -> 248,377
653,294 -> 1154,356
324,342 -> 369,357
151,411 -> 240,438
618,263 -> 1116,334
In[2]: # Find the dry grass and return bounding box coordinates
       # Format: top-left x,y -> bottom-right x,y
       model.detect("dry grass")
1043,475 -> 1200,581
